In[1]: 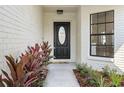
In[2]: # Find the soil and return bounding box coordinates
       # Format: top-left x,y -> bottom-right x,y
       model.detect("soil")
73,69 -> 91,87
73,69 -> 112,87
73,69 -> 124,87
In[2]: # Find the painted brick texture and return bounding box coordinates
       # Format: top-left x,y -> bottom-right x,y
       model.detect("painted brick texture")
0,5 -> 43,72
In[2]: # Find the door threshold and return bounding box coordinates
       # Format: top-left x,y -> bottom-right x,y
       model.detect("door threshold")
49,62 -> 69,64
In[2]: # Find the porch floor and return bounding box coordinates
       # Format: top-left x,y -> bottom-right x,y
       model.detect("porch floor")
44,63 -> 80,87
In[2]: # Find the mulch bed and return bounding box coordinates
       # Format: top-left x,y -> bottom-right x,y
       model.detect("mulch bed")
73,69 -> 124,87
73,69 -> 111,87
73,69 -> 90,87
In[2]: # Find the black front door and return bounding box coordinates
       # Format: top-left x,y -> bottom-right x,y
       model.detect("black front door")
54,22 -> 70,59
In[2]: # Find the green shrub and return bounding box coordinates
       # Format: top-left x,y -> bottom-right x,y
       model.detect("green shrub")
76,63 -> 93,77
76,64 -> 124,87
97,75 -> 105,87
87,73 -> 110,87
96,75 -> 111,87
110,70 -> 123,87
102,65 -> 110,77
87,79 -> 98,86
87,70 -> 101,86
76,64 -> 83,71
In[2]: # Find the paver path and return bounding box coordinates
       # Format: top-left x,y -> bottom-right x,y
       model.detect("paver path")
44,63 -> 80,87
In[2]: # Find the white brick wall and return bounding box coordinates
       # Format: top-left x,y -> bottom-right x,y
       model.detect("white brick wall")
0,5 -> 43,72
80,6 -> 124,73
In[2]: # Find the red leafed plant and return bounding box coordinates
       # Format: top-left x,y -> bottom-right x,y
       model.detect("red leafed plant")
23,42 -> 52,72
23,42 -> 52,85
0,55 -> 38,87
40,41 -> 52,63
0,41 -> 52,87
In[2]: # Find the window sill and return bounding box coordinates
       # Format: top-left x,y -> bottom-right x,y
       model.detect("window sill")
88,56 -> 114,63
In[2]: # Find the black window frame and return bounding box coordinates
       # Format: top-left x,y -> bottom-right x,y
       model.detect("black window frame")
90,10 -> 114,58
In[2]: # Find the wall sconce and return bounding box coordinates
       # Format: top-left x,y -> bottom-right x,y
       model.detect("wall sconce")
57,10 -> 63,14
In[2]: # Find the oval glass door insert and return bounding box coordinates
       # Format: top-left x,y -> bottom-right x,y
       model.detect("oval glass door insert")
58,26 -> 66,45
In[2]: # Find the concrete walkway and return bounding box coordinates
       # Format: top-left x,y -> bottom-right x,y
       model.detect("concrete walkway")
44,63 -> 80,87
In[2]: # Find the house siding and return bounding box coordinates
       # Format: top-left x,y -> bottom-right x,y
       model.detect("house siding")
80,6 -> 124,73
0,5 -> 43,72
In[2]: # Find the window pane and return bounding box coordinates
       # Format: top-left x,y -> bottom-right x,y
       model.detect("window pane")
91,36 -> 97,45
106,23 -> 113,33
106,11 -> 114,22
96,46 -> 106,56
90,10 -> 114,58
98,24 -> 105,34
98,12 -> 105,23
106,35 -> 113,45
91,25 -> 97,34
91,46 -> 96,55
91,14 -> 97,24
98,35 -> 106,45
106,46 -> 114,57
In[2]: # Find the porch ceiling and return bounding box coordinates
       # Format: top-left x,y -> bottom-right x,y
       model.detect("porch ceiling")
43,5 -> 80,13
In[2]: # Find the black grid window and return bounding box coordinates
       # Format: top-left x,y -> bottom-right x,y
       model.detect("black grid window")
90,10 -> 114,58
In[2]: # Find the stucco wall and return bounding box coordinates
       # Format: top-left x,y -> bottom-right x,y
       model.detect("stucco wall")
0,5 -> 43,72
76,6 -> 81,64
80,6 -> 124,73
43,12 -> 77,62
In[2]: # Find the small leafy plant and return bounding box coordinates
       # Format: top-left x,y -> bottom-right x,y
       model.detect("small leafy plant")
102,65 -> 110,77
75,64 -> 124,87
110,70 -> 123,87
76,63 -> 92,77
87,70 -> 101,86
96,75 -> 111,87
76,64 -> 84,71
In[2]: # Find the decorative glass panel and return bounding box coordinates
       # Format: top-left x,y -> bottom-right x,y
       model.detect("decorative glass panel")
58,26 -> 66,45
